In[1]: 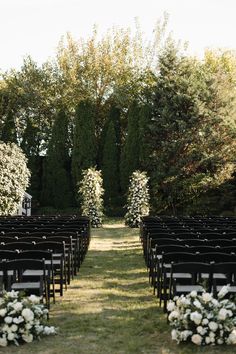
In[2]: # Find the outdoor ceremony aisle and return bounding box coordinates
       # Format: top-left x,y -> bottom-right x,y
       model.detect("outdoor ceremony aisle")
9,220 -> 175,354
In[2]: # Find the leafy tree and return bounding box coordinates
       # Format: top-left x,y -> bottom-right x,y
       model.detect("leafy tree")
125,171 -> 150,227
71,100 -> 97,190
78,168 -> 104,227
0,142 -> 30,215
148,44 -> 236,214
41,110 -> 73,208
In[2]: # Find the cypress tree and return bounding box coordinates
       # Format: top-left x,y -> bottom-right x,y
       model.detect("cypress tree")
102,118 -> 120,209
41,109 -> 73,209
120,101 -> 140,193
71,100 -> 97,190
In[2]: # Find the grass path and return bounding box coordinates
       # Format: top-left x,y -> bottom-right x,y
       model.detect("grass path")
8,221 -> 236,354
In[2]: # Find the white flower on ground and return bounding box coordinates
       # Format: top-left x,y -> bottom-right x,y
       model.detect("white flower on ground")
202,318 -> 209,325
228,330 -> 236,344
7,332 -> 15,341
190,311 -> 202,325
0,309 -> 7,317
28,295 -> 41,304
197,326 -> 207,336
0,336 -> 7,347
22,308 -> 34,322
167,302 -> 175,312
202,292 -> 212,303
13,302 -> 23,312
168,310 -> 180,321
193,299 -> 202,309
191,334 -> 202,345
4,316 -> 13,324
43,326 -> 56,335
205,336 -> 211,344
22,333 -> 33,343
13,316 -> 24,324
180,330 -> 192,341
171,329 -> 178,341
10,324 -> 18,332
218,308 -> 228,321
190,290 -> 197,297
209,321 -> 218,332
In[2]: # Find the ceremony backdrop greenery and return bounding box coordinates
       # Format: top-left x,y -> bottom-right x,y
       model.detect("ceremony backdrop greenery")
0,17 -> 236,216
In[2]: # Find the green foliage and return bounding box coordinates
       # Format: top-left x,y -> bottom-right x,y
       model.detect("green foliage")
0,142 -> 30,215
120,102 -> 141,192
78,167 -> 104,227
125,171 -> 150,227
147,44 -> 236,214
102,105 -> 121,211
1,109 -> 17,143
71,100 -> 97,191
41,110 -> 73,209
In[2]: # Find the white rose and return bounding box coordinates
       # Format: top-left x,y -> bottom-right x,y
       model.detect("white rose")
4,316 -> 13,324
10,324 -> 18,332
197,326 -> 207,335
167,302 -> 175,312
202,292 -> 212,303
190,311 -> 202,325
217,338 -> 224,344
209,321 -> 218,332
13,316 -> 24,324
193,300 -> 202,309
218,308 -> 228,321
205,336 -> 211,344
190,291 -> 197,298
191,334 -> 202,345
180,330 -> 192,341
0,336 -> 7,347
13,302 -> 23,312
0,309 -> 7,317
171,329 -> 178,341
22,333 -> 33,343
28,295 -> 40,304
22,308 -> 34,322
7,332 -> 15,341
202,318 -> 209,325
43,326 -> 56,335
168,310 -> 180,321
228,329 -> 236,344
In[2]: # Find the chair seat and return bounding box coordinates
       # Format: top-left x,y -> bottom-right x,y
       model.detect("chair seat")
11,281 -> 41,289
23,270 -> 44,276
202,272 -> 226,279
169,272 -> 192,278
175,285 -> 204,293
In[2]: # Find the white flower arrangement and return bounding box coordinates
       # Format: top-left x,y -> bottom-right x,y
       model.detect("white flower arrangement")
125,171 -> 149,228
0,142 -> 30,215
168,285 -> 236,346
0,291 -> 56,347
78,167 -> 104,228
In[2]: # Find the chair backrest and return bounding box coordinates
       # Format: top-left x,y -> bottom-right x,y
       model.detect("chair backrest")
3,242 -> 35,251
196,252 -> 235,263
162,252 -> 196,264
6,258 -> 45,271
18,250 -> 53,261
0,250 -> 18,260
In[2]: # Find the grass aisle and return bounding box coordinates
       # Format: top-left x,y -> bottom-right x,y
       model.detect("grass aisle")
9,220 -> 236,354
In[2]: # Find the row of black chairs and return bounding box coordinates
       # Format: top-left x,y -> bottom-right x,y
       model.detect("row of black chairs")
140,216 -> 236,312
0,215 -> 91,308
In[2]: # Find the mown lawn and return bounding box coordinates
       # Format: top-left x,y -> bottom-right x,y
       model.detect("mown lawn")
6,219 -> 236,353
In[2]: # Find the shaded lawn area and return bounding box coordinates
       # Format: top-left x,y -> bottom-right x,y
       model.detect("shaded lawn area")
7,221 -> 236,354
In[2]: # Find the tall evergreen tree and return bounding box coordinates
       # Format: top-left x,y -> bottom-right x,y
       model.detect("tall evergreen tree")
41,109 -> 73,208
71,100 -> 97,190
1,110 -> 17,143
120,101 -> 140,193
102,118 -> 120,209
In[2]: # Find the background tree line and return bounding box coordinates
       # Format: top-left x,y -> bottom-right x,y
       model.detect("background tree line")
0,19 -> 236,216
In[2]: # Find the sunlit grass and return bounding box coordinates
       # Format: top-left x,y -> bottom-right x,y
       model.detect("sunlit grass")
7,220 -> 236,353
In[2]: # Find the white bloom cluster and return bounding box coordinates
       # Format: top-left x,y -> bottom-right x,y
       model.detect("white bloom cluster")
125,171 -> 150,228
78,167 -> 104,227
0,142 -> 30,215
0,290 -> 56,347
168,286 -> 236,346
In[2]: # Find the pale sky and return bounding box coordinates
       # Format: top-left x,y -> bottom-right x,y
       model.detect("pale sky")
0,0 -> 235,71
